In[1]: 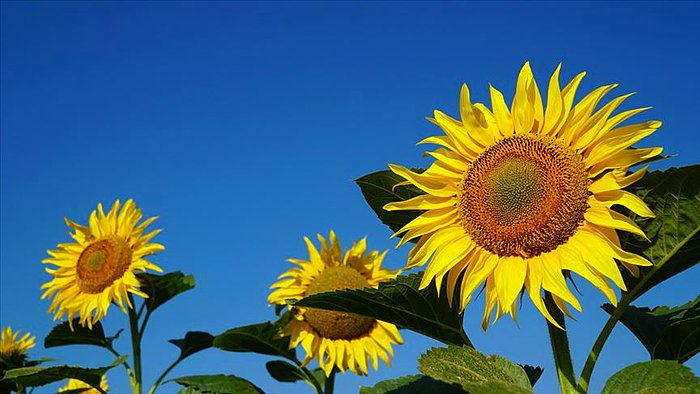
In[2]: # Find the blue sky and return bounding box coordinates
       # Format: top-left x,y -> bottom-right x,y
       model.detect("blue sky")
1,2 -> 698,393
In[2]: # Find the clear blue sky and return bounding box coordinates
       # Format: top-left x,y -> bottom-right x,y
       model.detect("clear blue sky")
1,2 -> 698,393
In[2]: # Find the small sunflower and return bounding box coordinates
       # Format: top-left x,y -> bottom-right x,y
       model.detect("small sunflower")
41,199 -> 164,328
268,231 -> 403,376
386,63 -> 660,329
0,326 -> 35,365
59,375 -> 108,393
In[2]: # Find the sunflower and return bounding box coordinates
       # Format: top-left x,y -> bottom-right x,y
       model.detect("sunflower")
59,375 -> 108,393
385,63 -> 660,329
268,231 -> 403,376
0,327 -> 35,365
41,199 -> 164,329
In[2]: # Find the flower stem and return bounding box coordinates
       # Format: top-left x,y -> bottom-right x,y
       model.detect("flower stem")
544,292 -> 578,394
128,294 -> 142,394
300,366 -> 323,394
324,369 -> 336,394
148,358 -> 182,394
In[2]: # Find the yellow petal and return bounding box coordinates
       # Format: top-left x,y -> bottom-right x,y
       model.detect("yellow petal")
388,164 -> 457,198
489,84 -> 514,136
493,256 -> 526,315
393,207 -> 458,247
539,253 -> 581,312
588,147 -> 663,177
542,64 -> 564,136
460,84 -> 497,147
421,235 -> 474,290
384,194 -> 454,211
593,190 -> 655,218
584,205 -> 647,239
511,62 -> 542,134
589,166 -> 648,193
525,259 -> 561,329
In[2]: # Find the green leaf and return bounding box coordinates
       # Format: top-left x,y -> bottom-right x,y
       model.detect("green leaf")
360,374 -> 466,394
169,374 -> 263,394
295,272 -> 472,346
602,296 -> 699,363
44,319 -> 122,350
601,360 -> 700,394
169,331 -> 215,361
356,170 -> 425,235
418,346 -> 533,394
519,364 -> 544,387
2,356 -> 126,390
213,321 -> 297,362
265,360 -> 307,383
620,165 -> 700,299
137,271 -> 196,312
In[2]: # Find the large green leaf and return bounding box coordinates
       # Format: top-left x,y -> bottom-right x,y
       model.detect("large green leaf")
2,356 -> 126,391
356,170 -> 424,234
360,374 -> 466,394
621,165 -> 700,299
44,319 -> 121,350
213,321 -> 297,363
295,272 -> 472,346
418,346 -> 533,394
137,271 -> 196,312
168,374 -> 263,394
602,296 -> 699,363
169,331 -> 215,361
601,360 -> 700,393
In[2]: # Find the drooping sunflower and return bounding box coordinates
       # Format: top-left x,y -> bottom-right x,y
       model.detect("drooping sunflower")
42,199 -> 164,328
0,326 -> 35,365
268,231 -> 403,376
386,63 -> 660,329
58,375 -> 108,393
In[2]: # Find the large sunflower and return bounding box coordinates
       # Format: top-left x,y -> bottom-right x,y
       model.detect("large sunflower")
385,63 -> 660,329
0,327 -> 35,364
59,375 -> 108,393
268,231 -> 403,376
42,199 -> 164,328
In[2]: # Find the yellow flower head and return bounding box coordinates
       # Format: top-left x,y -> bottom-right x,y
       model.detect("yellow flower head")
268,231 -> 403,376
0,327 -> 35,363
386,63 -> 660,329
59,375 -> 108,394
41,199 -> 164,329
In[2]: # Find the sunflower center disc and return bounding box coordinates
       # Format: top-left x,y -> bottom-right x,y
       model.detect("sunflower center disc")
459,135 -> 589,258
76,236 -> 133,294
304,266 -> 375,340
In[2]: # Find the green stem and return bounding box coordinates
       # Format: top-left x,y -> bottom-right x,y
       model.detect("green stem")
544,292 -> 578,394
128,294 -> 142,394
300,366 -> 323,394
576,226 -> 699,392
324,368 -> 336,394
106,345 -> 134,380
139,309 -> 153,338
148,357 -> 182,394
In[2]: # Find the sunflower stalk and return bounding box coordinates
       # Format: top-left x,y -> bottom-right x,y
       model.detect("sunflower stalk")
324,368 -> 336,394
299,365 -> 324,394
128,294 -> 143,394
544,292 -> 579,394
